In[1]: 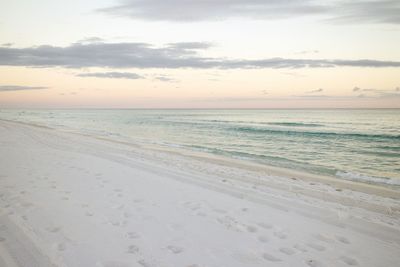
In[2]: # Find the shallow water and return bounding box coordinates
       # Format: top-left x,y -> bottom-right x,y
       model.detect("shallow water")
1,109 -> 399,187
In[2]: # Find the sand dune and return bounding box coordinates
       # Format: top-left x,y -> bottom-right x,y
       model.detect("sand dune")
0,120 -> 399,267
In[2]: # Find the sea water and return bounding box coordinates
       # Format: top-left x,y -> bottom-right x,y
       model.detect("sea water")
1,109 -> 399,187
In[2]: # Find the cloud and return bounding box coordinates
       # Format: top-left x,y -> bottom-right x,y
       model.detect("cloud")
76,37 -> 105,44
326,1 -> 400,24
294,50 -> 319,55
1,43 -> 13,47
153,76 -> 178,82
1,41 -> 400,70
99,0 -> 400,24
0,85 -> 48,92
77,72 -> 143,79
307,88 -> 324,93
351,86 -> 400,98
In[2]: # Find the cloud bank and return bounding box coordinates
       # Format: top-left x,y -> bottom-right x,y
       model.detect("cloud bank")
0,85 -> 48,92
1,41 -> 400,70
99,0 -> 400,24
77,72 -> 143,79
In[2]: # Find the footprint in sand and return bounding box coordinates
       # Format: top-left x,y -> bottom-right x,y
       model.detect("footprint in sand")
307,243 -> 326,252
246,225 -> 258,233
21,202 -> 34,208
127,232 -> 140,239
314,234 -> 334,243
257,235 -> 269,243
183,201 -> 202,212
46,227 -> 61,233
336,236 -> 350,244
85,211 -> 94,217
273,231 -> 287,239
123,212 -> 133,218
306,259 -> 323,267
262,253 -> 282,262
167,245 -> 184,254
340,256 -> 359,266
168,223 -> 184,231
294,244 -> 308,252
279,247 -> 295,255
127,245 -> 140,254
258,222 -> 273,230
110,221 -> 121,227
57,243 -> 66,251
212,208 -> 227,214
137,259 -> 152,267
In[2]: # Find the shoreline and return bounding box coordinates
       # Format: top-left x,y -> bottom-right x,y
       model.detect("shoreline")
1,119 -> 400,267
2,118 -> 399,200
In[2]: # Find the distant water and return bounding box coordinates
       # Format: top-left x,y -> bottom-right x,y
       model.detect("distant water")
1,109 -> 399,187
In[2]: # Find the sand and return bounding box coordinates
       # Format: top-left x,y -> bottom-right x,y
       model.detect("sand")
0,120 -> 399,267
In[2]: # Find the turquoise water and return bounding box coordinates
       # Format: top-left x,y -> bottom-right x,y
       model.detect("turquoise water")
1,109 -> 399,187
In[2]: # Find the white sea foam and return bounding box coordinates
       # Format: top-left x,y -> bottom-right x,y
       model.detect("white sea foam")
336,171 -> 400,186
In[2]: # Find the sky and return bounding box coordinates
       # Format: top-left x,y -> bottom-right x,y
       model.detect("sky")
0,0 -> 400,108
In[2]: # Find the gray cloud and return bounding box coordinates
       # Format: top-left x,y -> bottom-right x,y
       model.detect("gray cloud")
1,42 -> 400,70
153,76 -> 178,82
99,0 -> 400,24
307,88 -> 324,93
351,87 -> 400,98
76,37 -> 105,44
326,1 -> 400,24
352,87 -> 383,93
0,85 -> 48,92
77,72 -> 143,79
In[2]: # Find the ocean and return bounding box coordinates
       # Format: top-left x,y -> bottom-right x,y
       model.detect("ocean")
1,109 -> 399,187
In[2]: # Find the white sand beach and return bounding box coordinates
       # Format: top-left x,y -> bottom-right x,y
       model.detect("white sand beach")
0,119 -> 399,267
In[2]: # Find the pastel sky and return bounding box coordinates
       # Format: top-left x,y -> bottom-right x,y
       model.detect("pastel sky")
1,0 -> 400,108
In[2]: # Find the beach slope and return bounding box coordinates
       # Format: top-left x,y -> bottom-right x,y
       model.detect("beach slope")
0,120 -> 399,267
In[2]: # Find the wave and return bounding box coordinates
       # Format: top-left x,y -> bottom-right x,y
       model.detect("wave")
197,119 -> 323,128
187,145 -> 305,165
376,145 -> 400,151
232,126 -> 400,140
336,171 -> 400,186
266,122 -> 322,127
